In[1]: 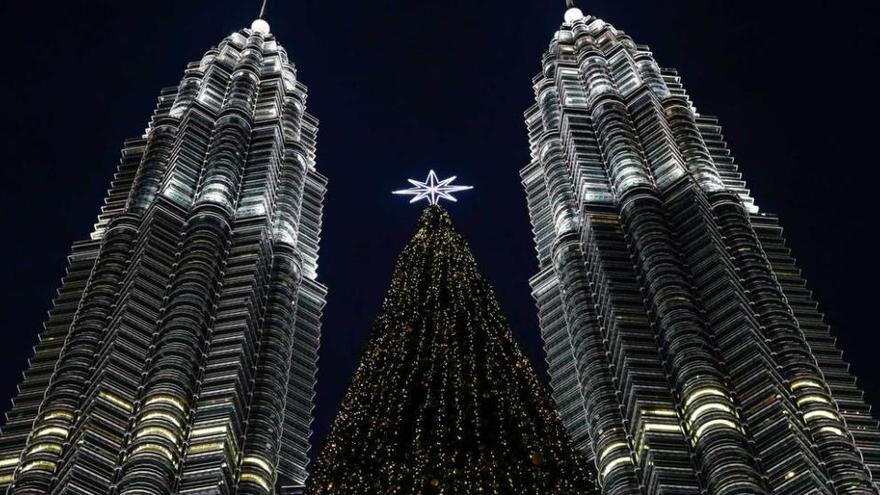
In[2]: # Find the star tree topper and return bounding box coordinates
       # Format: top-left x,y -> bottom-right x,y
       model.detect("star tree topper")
393,170 -> 473,205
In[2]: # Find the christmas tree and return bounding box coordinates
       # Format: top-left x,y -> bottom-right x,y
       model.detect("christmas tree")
306,205 -> 597,494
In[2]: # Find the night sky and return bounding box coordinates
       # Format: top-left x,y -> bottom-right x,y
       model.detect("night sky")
0,0 -> 878,460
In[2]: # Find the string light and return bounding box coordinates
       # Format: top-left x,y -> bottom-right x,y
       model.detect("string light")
305,206 -> 596,494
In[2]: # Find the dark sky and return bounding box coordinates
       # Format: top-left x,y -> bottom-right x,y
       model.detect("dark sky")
0,0 -> 878,460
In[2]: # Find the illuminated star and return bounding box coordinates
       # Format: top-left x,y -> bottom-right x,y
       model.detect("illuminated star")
393,170 -> 473,206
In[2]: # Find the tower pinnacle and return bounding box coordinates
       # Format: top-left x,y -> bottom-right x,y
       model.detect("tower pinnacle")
252,0 -> 271,34
564,0 -> 584,22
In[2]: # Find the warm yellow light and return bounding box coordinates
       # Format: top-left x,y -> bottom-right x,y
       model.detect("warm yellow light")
634,423 -> 682,461
644,423 -> 682,433
791,380 -> 823,391
142,412 -> 182,428
131,443 -> 175,462
189,442 -> 225,454
588,214 -> 620,225
597,442 -> 628,462
26,444 -> 61,456
99,391 -> 133,412
242,455 -> 275,475
191,425 -> 228,438
804,410 -> 839,423
240,472 -> 272,491
644,409 -> 677,417
43,410 -> 74,422
687,403 -> 733,425
694,419 -> 738,439
797,395 -> 831,407
818,426 -> 845,437
600,456 -> 633,479
135,426 -> 179,444
19,460 -> 56,474
34,427 -> 68,439
684,388 -> 728,408
144,395 -> 186,412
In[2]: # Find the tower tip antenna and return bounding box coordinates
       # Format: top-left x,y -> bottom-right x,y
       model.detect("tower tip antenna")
252,0 -> 271,34
566,0 -> 576,8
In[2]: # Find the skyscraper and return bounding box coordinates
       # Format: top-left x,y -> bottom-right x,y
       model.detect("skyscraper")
306,205 -> 596,494
0,16 -> 326,495
522,3 -> 880,494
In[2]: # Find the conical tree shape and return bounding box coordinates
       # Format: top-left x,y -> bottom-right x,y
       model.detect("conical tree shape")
306,206 -> 597,494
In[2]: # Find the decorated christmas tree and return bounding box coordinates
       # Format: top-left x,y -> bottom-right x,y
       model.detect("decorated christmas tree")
306,173 -> 597,494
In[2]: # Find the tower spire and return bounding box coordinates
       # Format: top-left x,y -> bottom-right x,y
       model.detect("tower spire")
564,0 -> 584,22
252,0 -> 271,34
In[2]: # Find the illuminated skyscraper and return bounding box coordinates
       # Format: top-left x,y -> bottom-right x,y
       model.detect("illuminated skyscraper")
0,16 -> 326,495
522,3 -> 880,494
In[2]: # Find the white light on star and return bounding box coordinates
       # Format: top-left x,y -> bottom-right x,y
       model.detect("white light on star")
393,170 -> 473,206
